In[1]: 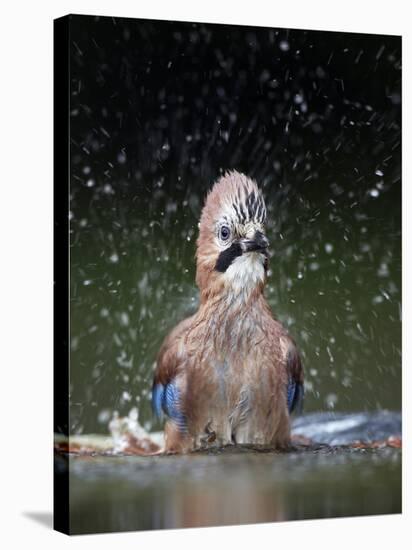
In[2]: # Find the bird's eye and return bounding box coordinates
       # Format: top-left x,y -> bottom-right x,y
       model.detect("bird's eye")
219,225 -> 231,242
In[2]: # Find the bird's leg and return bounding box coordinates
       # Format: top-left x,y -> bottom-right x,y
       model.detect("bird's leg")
199,420 -> 217,447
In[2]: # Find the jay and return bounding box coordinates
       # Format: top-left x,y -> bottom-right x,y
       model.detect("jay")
152,171 -> 303,452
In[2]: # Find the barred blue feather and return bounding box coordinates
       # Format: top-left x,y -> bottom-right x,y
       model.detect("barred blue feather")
152,381 -> 187,432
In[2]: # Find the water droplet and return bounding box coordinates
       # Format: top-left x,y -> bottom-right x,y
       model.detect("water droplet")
325,393 -> 338,409
122,391 -> 131,402
98,409 -> 111,424
117,151 -> 127,164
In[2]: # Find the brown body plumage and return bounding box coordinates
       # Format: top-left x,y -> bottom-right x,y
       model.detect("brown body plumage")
152,171 -> 303,453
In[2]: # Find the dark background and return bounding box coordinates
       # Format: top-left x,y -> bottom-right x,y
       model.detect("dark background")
68,15 -> 401,435
70,15 -> 401,187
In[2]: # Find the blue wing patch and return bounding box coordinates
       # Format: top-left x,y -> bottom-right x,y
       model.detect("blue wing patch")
287,378 -> 304,414
152,383 -> 164,418
152,381 -> 187,432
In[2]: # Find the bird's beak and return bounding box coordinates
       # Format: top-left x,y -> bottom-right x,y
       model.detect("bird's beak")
240,231 -> 269,253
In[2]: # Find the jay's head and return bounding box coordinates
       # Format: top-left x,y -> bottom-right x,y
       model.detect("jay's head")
196,171 -> 269,300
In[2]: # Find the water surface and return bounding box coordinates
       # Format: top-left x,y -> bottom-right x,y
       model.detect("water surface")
66,445 -> 401,534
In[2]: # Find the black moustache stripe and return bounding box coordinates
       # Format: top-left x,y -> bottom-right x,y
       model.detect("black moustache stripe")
215,242 -> 243,272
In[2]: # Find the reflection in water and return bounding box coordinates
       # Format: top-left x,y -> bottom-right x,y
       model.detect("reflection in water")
166,476 -> 285,527
66,448 -> 401,534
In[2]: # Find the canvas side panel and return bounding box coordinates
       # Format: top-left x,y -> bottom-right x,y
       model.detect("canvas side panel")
53,14 -> 70,536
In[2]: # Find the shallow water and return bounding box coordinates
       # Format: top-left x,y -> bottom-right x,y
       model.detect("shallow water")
60,411 -> 401,534
66,446 -> 401,534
